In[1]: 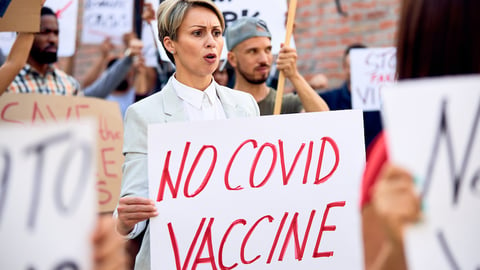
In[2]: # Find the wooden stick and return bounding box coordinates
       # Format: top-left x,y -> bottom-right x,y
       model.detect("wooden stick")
273,0 -> 298,115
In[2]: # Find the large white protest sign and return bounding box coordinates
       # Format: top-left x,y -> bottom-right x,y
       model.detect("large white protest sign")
81,0 -> 134,45
350,47 -> 396,111
148,111 -> 365,269
382,76 -> 480,270
0,120 -> 97,269
44,0 -> 79,57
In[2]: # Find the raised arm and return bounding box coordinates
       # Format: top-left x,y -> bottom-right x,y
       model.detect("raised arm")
276,44 -> 329,112
0,33 -> 34,94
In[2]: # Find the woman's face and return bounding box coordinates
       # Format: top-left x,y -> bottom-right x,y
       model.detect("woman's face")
168,6 -> 224,87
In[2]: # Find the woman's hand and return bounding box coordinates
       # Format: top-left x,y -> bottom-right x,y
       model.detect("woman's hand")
115,196 -> 158,236
372,163 -> 421,244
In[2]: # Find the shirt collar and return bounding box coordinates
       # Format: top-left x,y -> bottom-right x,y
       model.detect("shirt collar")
172,75 -> 218,109
24,63 -> 56,75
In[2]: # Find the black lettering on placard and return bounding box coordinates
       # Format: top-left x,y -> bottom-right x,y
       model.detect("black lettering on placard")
0,148 -> 11,224
24,132 -> 72,230
223,10 -> 261,28
54,142 -> 92,214
27,260 -> 80,270
85,13 -> 129,29
437,230 -> 460,270
422,98 -> 480,205
85,0 -> 124,9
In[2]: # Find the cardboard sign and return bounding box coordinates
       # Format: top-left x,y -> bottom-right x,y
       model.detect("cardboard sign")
0,0 -> 41,32
81,0 -> 134,45
148,111 -> 366,269
382,76 -> 480,270
0,121 -> 96,269
350,47 -> 396,111
44,0 -> 79,57
0,93 -> 124,213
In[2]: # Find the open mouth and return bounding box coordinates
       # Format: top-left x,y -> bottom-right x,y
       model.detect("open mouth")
204,53 -> 217,63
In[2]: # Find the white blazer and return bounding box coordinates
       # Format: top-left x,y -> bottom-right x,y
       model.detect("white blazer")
118,78 -> 260,269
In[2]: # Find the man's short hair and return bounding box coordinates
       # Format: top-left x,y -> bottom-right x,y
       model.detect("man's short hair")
225,17 -> 272,51
344,43 -> 366,57
41,7 -> 56,17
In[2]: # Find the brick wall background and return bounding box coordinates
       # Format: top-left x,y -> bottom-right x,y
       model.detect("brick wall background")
65,0 -> 401,90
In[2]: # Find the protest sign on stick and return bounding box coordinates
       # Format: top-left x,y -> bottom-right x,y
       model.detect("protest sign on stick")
0,121 -> 97,270
382,76 -> 480,270
350,47 -> 396,111
148,111 -> 366,269
0,0 -> 42,32
0,94 -> 124,213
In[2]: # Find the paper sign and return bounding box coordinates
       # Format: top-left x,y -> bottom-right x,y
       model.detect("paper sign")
214,0 -> 290,55
81,0 -> 134,45
0,121 -> 96,270
148,111 -> 366,269
350,47 -> 396,111
44,0 -> 79,57
0,93 -> 124,213
0,0 -> 41,32
0,31 -> 15,54
382,76 -> 480,270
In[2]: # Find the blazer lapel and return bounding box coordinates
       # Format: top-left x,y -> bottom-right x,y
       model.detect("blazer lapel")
216,84 -> 247,118
161,81 -> 188,122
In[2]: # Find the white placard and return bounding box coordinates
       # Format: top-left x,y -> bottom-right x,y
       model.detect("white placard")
44,0 -> 79,57
0,32 -> 15,55
350,47 -> 396,111
0,120 -> 97,269
382,76 -> 480,270
148,111 -> 366,269
81,0 -> 134,45
215,0 -> 290,55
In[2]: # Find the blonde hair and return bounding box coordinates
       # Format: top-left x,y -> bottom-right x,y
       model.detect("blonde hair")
157,0 -> 225,63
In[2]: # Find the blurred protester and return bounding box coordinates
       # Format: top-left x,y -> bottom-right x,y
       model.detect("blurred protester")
5,7 -> 140,98
226,17 -> 329,115
361,0 -> 480,269
319,43 -> 383,150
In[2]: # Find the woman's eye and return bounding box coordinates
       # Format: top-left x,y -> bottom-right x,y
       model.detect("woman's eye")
193,30 -> 202,36
213,30 -> 222,37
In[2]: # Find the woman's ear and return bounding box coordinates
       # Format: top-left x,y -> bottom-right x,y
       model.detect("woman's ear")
163,36 -> 175,54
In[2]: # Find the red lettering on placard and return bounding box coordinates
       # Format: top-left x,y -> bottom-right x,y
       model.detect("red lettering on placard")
100,147 -> 117,178
0,102 -> 23,124
224,139 -> 257,191
241,215 -> 274,265
184,145 -> 217,198
267,212 -> 288,264
303,141 -> 314,184
219,219 -> 246,270
313,201 -> 346,258
192,218 -> 217,270
250,143 -> 277,188
157,142 -> 191,202
315,137 -> 340,184
99,116 -> 121,141
168,218 -> 206,270
97,180 -> 112,205
279,210 -> 316,261
32,102 -> 47,123
279,140 -> 305,185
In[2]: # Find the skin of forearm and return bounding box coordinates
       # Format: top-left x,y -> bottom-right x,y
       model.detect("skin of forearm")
0,33 -> 34,93
288,72 -> 330,112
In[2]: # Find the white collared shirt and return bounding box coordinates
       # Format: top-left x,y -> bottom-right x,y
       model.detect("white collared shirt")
172,75 -> 227,121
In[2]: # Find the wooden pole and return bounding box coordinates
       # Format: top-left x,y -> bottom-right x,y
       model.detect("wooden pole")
273,0 -> 298,115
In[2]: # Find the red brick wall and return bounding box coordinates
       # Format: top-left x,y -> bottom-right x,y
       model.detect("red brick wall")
295,0 -> 401,89
66,0 -> 401,90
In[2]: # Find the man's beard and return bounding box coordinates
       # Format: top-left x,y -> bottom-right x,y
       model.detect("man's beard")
237,62 -> 269,85
30,48 -> 57,64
